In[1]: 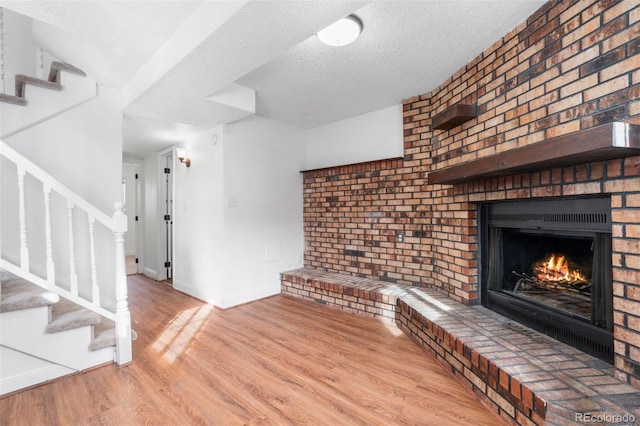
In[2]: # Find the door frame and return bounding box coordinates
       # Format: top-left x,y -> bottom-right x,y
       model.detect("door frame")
157,147 -> 175,283
123,159 -> 143,274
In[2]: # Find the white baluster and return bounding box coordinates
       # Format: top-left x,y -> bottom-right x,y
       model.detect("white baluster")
88,214 -> 99,306
43,183 -> 55,284
17,165 -> 29,271
67,200 -> 78,295
113,202 -> 132,365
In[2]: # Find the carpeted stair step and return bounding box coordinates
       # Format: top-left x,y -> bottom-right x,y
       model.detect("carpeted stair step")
48,61 -> 86,82
0,278 -> 60,313
0,61 -> 85,106
15,75 -> 63,98
1,271 -> 134,359
46,298 -> 101,334
0,93 -> 28,106
90,320 -> 137,351
90,320 -> 116,351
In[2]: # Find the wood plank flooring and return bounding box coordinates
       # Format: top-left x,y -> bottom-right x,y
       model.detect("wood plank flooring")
0,275 -> 501,425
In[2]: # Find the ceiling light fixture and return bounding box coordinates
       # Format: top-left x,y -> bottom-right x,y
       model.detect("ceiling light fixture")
317,15 -> 362,47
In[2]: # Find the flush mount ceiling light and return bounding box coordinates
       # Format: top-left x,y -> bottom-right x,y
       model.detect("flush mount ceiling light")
317,15 -> 362,47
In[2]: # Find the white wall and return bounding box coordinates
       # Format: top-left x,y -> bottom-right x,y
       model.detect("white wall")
305,104 -> 404,170
221,116 -> 305,307
172,128 -> 225,304
168,117 -> 305,309
4,88 -> 123,212
2,8 -> 38,91
0,346 -> 74,396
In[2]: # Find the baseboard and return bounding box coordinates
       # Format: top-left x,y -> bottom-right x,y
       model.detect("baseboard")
143,267 -> 157,281
173,281 -> 280,309
222,285 -> 280,309
0,364 -> 75,396
172,281 -> 218,306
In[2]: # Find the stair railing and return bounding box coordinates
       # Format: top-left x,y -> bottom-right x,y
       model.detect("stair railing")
0,140 -> 132,365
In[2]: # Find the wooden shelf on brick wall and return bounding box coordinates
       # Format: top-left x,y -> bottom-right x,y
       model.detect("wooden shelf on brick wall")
428,122 -> 640,185
432,103 -> 477,130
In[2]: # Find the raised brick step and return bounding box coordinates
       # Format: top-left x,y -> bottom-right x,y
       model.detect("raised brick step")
281,268 -> 640,426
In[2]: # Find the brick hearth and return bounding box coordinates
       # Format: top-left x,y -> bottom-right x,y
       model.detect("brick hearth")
281,268 -> 640,425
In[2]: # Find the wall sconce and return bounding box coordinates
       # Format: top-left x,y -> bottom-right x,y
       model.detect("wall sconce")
176,148 -> 191,167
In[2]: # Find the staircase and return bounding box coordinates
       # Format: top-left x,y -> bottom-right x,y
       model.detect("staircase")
0,273 -> 119,371
0,60 -> 132,395
0,61 -> 86,106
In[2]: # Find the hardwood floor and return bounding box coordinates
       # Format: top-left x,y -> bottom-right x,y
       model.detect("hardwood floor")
0,275 -> 500,425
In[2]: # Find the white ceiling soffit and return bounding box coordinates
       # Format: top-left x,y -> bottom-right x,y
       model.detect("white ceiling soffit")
237,0 -> 547,129
2,0 -> 203,88
123,0 -> 369,130
123,114 -> 201,157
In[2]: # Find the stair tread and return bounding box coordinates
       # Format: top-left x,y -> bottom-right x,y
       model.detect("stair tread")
1,277 -> 38,296
1,279 -> 60,312
49,61 -> 86,82
15,75 -> 62,97
90,320 -> 137,351
0,93 -> 28,106
46,300 -> 101,333
51,298 -> 86,317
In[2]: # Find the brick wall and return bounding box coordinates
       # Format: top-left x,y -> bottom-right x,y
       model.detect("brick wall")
303,0 -> 640,386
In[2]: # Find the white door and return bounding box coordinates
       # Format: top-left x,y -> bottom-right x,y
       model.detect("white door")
122,163 -> 139,272
160,153 -> 173,283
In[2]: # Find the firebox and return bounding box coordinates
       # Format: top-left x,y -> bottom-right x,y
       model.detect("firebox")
479,197 -> 613,363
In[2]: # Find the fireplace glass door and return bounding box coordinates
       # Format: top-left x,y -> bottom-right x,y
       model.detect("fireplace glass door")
481,197 -> 613,362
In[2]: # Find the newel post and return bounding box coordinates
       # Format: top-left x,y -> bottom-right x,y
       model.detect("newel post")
113,202 -> 132,365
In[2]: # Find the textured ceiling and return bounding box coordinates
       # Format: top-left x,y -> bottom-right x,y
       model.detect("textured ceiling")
4,0 -> 547,156
123,1 -> 369,138
3,0 -> 203,87
237,1 -> 547,128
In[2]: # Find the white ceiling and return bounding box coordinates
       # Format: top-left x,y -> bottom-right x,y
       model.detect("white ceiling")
4,0 -> 546,156
4,1 -> 203,87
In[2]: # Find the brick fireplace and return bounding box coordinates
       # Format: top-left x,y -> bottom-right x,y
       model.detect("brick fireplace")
302,0 -> 640,389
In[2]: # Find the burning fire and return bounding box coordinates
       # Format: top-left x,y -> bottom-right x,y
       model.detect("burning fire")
534,254 -> 588,283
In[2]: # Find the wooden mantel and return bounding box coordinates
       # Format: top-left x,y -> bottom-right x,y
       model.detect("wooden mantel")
428,122 -> 640,185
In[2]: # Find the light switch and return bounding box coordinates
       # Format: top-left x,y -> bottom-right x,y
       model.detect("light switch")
226,196 -> 237,207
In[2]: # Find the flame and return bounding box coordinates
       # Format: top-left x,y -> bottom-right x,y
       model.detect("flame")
534,254 -> 587,283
